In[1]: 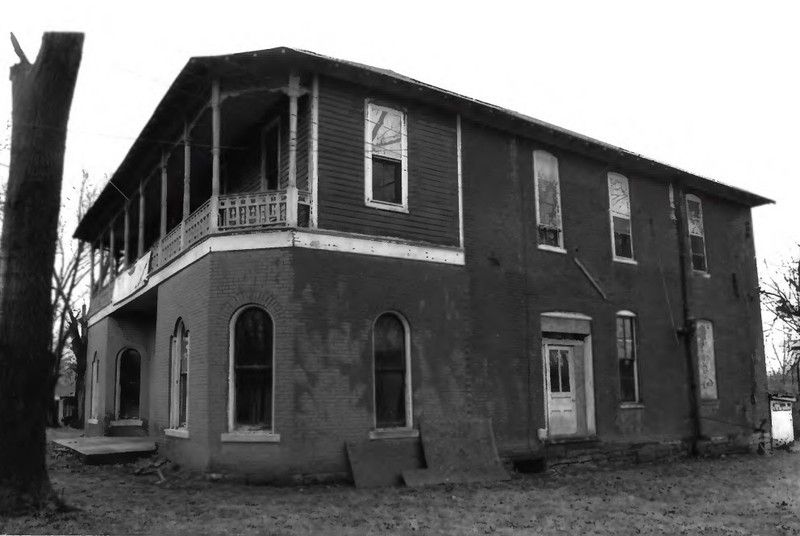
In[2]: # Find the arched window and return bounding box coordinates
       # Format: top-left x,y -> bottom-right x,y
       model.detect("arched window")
616,311 -> 640,403
373,312 -> 411,429
608,173 -> 634,260
170,320 -> 189,429
696,320 -> 717,400
686,194 -> 707,272
230,307 -> 274,431
89,353 -> 99,420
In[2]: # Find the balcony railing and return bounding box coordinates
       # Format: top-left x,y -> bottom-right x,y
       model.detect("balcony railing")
149,189 -> 310,272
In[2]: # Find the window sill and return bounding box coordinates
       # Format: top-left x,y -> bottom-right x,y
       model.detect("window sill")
693,271 -> 711,279
620,402 -> 645,410
221,432 -> 281,443
365,199 -> 409,213
110,419 -> 143,427
87,418 -> 99,425
369,428 -> 420,440
613,257 -> 638,266
164,428 -> 189,439
537,244 -> 567,254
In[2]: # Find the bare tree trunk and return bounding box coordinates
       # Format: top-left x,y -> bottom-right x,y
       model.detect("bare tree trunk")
0,32 -> 83,514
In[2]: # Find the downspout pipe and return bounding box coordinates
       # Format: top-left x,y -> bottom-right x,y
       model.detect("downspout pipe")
672,180 -> 701,456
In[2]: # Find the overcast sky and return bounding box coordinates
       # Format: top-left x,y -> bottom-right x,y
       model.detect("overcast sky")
2,1 -> 798,329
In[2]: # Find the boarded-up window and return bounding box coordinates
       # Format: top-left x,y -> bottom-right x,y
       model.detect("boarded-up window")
170,320 -> 189,429
365,103 -> 407,208
616,313 -> 639,403
234,308 -> 274,430
608,173 -> 633,259
534,150 -> 563,247
696,320 -> 717,400
374,313 -> 409,429
686,194 -> 707,272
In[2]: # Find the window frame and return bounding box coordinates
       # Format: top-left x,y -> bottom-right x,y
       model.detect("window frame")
685,194 -> 708,273
616,310 -> 641,405
89,352 -> 99,422
364,101 -> 409,213
695,319 -> 718,401
168,319 -> 189,434
608,173 -> 636,263
371,311 -> 413,432
533,150 -> 565,252
226,305 -> 277,436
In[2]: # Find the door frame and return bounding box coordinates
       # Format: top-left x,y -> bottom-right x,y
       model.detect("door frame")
544,343 -> 578,436
541,312 -> 596,439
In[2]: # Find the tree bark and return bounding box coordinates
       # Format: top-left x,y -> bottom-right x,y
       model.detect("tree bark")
0,32 -> 83,514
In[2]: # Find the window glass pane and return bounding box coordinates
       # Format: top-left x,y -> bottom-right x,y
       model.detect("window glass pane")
372,158 -> 402,204
235,309 -> 273,367
609,175 -> 631,217
696,321 -> 717,400
619,359 -> 636,402
180,330 -> 189,374
236,368 -> 272,426
179,374 -> 187,426
690,236 -> 706,271
374,315 -> 405,370
560,350 -> 571,392
549,349 -> 561,392
538,227 -> 561,247
535,152 -> 561,230
369,106 -> 403,161
374,314 -> 407,428
687,199 -> 704,236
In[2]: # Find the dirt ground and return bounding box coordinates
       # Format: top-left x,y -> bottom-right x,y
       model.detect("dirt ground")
2,429 -> 800,535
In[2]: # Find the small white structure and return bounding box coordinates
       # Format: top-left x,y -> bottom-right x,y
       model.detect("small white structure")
769,394 -> 796,448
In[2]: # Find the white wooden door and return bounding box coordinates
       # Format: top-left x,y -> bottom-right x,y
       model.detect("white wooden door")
546,345 -> 577,436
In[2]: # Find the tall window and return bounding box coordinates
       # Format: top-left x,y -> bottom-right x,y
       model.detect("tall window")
373,313 -> 411,429
608,173 -> 633,260
616,312 -> 639,403
696,320 -> 718,400
365,102 -> 408,211
686,194 -> 707,272
170,320 -> 189,429
231,307 -> 274,431
90,353 -> 99,420
534,150 -> 563,249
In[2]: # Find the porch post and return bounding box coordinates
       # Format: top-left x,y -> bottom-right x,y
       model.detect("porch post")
182,123 -> 191,248
123,203 -> 130,268
109,219 -> 116,279
309,74 -> 319,228
138,180 -> 145,258
89,242 -> 95,293
286,74 -> 300,227
160,151 -> 168,238
210,79 -> 221,233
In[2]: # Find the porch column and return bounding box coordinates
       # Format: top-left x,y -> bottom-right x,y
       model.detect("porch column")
210,79 -> 221,233
123,203 -> 130,268
160,152 -> 168,238
308,75 -> 319,228
182,123 -> 191,248
109,219 -> 116,279
138,181 -> 145,258
286,74 -> 300,227
89,242 -> 95,293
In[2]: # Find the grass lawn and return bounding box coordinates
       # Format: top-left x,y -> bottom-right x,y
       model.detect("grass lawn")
2,428 -> 800,535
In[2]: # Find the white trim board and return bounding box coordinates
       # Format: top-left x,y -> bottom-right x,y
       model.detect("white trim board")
88,229 -> 465,326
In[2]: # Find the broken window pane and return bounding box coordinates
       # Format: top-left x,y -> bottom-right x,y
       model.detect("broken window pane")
609,174 -> 633,259
234,308 -> 274,429
535,151 -> 562,246
608,174 -> 631,216
374,314 -> 407,428
367,104 -> 405,207
369,107 -> 403,161
372,158 -> 402,204
696,320 -> 717,400
613,216 -> 633,259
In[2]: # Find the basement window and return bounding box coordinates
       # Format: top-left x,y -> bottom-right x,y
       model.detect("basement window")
608,173 -> 634,261
686,194 -> 708,272
365,102 -> 408,211
534,150 -> 564,250
373,312 -> 412,430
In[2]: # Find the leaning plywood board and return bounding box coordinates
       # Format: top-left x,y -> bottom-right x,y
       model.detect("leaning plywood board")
402,418 -> 510,487
346,438 -> 424,488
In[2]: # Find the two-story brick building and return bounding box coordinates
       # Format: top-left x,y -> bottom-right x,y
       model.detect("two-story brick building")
75,47 -> 772,480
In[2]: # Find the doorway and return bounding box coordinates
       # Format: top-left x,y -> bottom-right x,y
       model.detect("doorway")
117,349 -> 141,420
